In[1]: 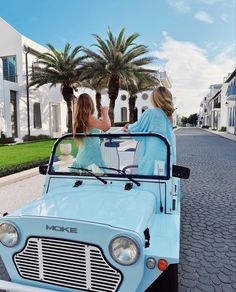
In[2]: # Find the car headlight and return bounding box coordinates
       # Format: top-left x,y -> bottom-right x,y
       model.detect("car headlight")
109,236 -> 139,265
0,222 -> 19,247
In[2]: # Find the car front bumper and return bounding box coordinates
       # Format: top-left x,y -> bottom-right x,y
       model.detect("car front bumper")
0,280 -> 58,292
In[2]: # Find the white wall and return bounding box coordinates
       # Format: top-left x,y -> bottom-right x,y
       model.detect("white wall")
220,83 -> 228,129
0,59 -> 4,134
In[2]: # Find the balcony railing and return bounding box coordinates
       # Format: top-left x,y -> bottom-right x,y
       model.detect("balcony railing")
3,75 -> 18,83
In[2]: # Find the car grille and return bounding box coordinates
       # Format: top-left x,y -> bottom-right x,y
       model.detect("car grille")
14,237 -> 122,292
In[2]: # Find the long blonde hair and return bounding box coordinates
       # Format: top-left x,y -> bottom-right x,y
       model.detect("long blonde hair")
73,93 -> 94,136
151,86 -> 174,119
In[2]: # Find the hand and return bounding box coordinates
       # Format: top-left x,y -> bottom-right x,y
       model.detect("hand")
122,123 -> 129,132
101,106 -> 109,113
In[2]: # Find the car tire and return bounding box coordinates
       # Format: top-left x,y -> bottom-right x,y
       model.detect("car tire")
145,264 -> 178,292
0,256 -> 11,292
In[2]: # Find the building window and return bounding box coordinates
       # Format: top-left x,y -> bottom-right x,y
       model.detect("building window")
33,103 -> 42,128
51,104 -> 60,132
10,91 -> 18,137
1,55 -> 17,82
121,107 -> 127,122
121,94 -> 127,101
142,93 -> 148,100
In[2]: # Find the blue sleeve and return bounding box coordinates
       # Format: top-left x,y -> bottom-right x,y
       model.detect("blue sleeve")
128,109 -> 152,133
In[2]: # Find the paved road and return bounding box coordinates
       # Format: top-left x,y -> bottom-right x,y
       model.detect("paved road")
176,128 -> 236,292
0,174 -> 44,216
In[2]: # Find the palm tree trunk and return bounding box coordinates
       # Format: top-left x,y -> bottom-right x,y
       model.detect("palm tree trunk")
66,100 -> 73,133
95,91 -> 102,118
62,85 -> 74,133
129,95 -> 137,123
108,76 -> 119,125
109,98 -> 116,125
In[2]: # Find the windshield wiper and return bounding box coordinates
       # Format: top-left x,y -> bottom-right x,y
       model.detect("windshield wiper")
69,167 -> 107,184
99,167 -> 140,187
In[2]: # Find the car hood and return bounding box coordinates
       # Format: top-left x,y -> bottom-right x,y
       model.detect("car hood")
10,184 -> 156,234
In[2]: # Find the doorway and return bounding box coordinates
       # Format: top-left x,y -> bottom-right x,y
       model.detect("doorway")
10,90 -> 18,137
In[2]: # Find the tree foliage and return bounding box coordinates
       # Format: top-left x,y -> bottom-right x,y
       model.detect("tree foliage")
181,113 -> 198,125
81,28 -> 157,125
29,43 -> 85,132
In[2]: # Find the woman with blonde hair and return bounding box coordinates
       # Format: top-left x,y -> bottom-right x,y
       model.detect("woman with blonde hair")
123,86 -> 176,175
71,93 -> 111,170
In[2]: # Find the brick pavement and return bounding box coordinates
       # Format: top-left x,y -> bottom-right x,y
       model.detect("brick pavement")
176,128 -> 236,292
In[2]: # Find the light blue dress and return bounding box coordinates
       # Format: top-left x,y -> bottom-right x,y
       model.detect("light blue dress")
128,108 -> 176,175
71,128 -> 106,170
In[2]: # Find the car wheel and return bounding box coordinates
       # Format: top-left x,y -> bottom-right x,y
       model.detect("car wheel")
0,256 -> 11,292
145,264 -> 178,292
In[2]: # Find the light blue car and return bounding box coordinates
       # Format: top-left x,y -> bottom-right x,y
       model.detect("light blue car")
0,132 -> 190,292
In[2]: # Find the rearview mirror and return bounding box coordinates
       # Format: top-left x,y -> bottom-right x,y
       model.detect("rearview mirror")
104,141 -> 120,147
172,165 -> 190,179
39,165 -> 48,175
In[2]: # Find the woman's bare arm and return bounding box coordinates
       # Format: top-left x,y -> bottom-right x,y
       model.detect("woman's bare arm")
88,106 -> 111,131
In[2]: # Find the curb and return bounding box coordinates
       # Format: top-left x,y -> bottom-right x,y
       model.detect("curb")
0,167 -> 40,188
202,129 -> 236,142
173,127 -> 181,133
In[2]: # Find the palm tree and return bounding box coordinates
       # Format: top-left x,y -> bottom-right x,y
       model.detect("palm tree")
82,28 -> 157,125
29,43 -> 86,133
80,77 -> 108,118
121,74 -> 158,123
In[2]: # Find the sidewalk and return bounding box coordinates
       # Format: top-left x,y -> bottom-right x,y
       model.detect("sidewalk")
203,128 -> 236,142
0,166 -> 39,187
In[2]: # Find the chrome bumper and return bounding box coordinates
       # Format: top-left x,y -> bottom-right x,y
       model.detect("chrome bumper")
0,280 -> 59,292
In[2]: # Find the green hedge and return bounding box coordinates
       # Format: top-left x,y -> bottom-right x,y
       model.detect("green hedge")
0,140 -> 54,177
0,137 -> 15,145
0,159 -> 49,177
22,134 -> 51,141
114,121 -> 128,127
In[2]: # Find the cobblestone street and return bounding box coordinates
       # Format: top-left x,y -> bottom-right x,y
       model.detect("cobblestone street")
176,128 -> 236,292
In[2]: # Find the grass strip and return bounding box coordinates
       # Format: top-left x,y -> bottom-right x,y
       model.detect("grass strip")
0,140 -> 55,177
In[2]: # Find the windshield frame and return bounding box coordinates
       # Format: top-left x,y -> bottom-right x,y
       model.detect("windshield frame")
48,133 -> 171,180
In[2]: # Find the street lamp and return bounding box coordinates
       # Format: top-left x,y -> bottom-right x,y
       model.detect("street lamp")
24,46 -> 30,137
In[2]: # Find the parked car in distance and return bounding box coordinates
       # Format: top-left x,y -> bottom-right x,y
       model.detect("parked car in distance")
0,132 -> 190,292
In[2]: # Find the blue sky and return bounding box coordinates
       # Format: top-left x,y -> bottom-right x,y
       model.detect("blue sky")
1,0 -> 235,115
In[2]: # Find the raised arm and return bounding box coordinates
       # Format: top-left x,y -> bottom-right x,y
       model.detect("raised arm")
88,106 -> 111,132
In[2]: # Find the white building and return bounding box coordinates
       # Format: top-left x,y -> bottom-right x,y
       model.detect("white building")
225,69 -> 236,135
198,70 -> 236,134
0,18 -> 173,139
199,84 -> 222,128
0,18 -> 68,139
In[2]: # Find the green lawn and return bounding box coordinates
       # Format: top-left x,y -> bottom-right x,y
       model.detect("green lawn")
0,140 -> 55,176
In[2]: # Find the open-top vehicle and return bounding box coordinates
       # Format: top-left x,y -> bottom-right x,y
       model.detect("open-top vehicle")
0,132 -> 190,292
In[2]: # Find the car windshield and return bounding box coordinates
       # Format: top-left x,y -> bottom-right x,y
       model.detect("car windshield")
48,133 -> 171,180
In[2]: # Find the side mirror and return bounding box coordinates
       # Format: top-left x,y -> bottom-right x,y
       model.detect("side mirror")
172,165 -> 190,179
39,165 -> 48,175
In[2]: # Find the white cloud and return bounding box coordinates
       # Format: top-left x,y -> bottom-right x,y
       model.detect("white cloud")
152,33 -> 235,116
168,0 -> 190,13
220,13 -> 228,22
200,0 -> 218,4
194,11 -> 214,23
